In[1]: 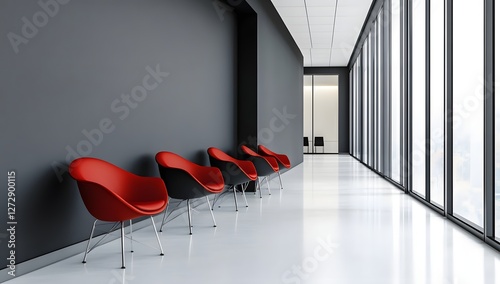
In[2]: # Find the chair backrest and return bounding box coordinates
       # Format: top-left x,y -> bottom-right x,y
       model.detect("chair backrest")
69,157 -> 153,221
207,147 -> 240,164
241,145 -> 259,157
258,145 -> 291,169
69,157 -> 131,197
303,137 -> 309,146
156,151 -> 224,198
314,136 -> 324,146
156,151 -> 197,172
207,147 -> 257,184
241,145 -> 279,174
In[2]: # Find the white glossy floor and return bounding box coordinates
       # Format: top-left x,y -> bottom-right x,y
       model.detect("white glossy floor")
6,155 -> 500,284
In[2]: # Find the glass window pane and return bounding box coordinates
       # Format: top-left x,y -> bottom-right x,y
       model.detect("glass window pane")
313,75 -> 339,153
363,43 -> 369,164
357,59 -> 362,159
452,0 -> 484,227
377,9 -> 384,172
495,0 -> 500,240
304,76 -> 313,153
368,32 -> 373,167
391,0 -> 401,183
411,0 -> 426,197
430,0 -> 445,207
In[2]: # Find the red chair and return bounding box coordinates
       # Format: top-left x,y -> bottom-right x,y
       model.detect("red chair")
240,145 -> 279,198
155,152 -> 225,235
257,145 -> 291,190
207,147 -> 257,211
69,157 -> 167,269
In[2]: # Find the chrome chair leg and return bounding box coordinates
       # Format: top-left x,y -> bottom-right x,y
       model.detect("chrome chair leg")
187,200 -> 193,235
277,170 -> 284,190
257,177 -> 263,199
159,202 -> 169,232
207,196 -> 217,227
266,176 -> 271,195
232,185 -> 239,211
129,220 -> 133,253
241,183 -> 249,207
150,216 -> 164,255
212,194 -> 217,210
120,221 -> 125,269
82,220 -> 97,264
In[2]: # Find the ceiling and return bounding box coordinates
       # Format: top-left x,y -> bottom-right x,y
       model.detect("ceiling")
270,0 -> 373,67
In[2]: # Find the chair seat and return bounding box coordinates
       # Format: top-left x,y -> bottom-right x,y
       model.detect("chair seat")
258,145 -> 291,169
132,200 -> 167,212
204,179 -> 225,191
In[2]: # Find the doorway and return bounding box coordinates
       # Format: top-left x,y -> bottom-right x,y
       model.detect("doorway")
303,75 -> 339,154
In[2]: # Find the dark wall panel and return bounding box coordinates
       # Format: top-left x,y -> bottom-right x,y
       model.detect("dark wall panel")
304,67 -> 350,153
0,0 -> 236,266
248,0 -> 304,167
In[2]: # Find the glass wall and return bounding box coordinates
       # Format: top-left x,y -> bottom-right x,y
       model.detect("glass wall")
350,2 -> 397,186
495,0 -> 500,241
411,0 -> 426,197
452,0 -> 484,228
303,75 -> 339,154
303,76 -> 313,153
429,0 -> 444,207
349,0 -> 499,249
391,0 -> 401,183
313,75 -> 339,153
362,42 -> 369,163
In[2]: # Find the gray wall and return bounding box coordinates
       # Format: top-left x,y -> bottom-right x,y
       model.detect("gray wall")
0,0 -> 236,267
248,0 -> 304,167
0,0 -> 303,271
304,67 -> 350,153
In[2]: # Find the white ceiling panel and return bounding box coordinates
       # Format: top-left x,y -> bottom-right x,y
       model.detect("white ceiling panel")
309,24 -> 334,32
272,0 -> 304,6
306,6 -> 336,17
308,16 -> 334,25
306,0 -> 337,6
288,25 -> 311,33
278,6 -> 308,17
272,0 -> 373,66
282,16 -> 309,26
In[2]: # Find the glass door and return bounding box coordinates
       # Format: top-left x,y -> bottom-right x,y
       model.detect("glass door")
303,75 -> 339,154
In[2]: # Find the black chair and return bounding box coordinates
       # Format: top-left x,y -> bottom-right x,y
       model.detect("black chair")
155,152 -> 225,235
241,145 -> 280,198
207,147 -> 258,211
303,137 -> 310,153
314,137 -> 324,153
